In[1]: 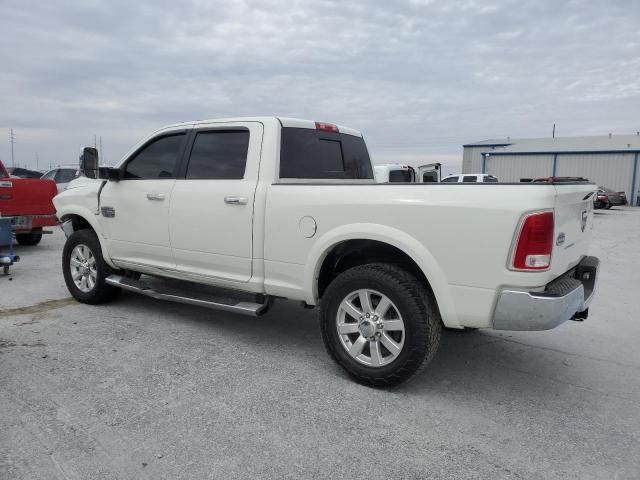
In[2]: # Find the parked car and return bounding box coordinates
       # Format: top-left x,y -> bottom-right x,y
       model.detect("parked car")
594,192 -> 611,209
374,163 -> 442,183
374,164 -> 415,182
597,186 -> 627,208
441,173 -> 499,183
41,165 -> 81,192
0,159 -> 58,245
54,117 -> 599,387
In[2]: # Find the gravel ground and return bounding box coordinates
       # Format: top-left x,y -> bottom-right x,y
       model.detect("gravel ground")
1,207 -> 639,479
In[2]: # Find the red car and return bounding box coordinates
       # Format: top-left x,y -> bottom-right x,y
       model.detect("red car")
0,160 -> 58,245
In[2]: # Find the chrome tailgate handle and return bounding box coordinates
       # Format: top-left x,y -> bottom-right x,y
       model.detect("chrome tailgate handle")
146,193 -> 165,201
224,196 -> 248,205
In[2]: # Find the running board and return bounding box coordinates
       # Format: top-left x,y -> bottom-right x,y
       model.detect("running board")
105,274 -> 272,317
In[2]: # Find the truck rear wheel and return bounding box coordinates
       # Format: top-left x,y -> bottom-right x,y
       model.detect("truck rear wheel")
16,231 -> 42,246
62,229 -> 120,304
320,263 -> 442,387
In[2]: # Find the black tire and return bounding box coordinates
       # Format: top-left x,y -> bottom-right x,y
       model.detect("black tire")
320,263 -> 442,388
16,232 -> 42,246
62,229 -> 120,304
606,203 -> 612,209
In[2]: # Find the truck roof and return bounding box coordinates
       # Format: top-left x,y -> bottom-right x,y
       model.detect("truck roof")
160,117 -> 363,138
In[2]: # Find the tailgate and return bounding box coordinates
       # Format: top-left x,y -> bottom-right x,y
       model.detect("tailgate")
551,183 -> 597,275
0,178 -> 57,216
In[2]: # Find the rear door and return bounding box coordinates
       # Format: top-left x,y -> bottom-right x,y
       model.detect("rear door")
169,121 -> 263,282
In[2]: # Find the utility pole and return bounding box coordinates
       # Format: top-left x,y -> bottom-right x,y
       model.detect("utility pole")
9,128 -> 16,167
94,134 -> 97,149
35,152 -> 39,171
99,136 -> 103,162
552,123 -> 556,138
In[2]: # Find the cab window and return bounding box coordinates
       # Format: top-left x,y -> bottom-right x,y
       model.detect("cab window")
441,176 -> 458,183
186,130 -> 249,179
124,134 -> 186,179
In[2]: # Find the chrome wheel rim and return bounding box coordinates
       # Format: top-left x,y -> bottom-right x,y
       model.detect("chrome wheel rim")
70,244 -> 97,293
336,289 -> 405,367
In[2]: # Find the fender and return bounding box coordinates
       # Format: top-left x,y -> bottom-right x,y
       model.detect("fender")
303,223 -> 461,328
57,205 -> 118,270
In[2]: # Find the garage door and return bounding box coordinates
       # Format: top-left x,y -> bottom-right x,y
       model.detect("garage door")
555,153 -> 635,199
486,155 -> 554,182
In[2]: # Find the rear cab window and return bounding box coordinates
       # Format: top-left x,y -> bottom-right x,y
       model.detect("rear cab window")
279,128 -> 373,180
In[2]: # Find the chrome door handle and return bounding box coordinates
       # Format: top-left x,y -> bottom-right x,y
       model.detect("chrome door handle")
224,196 -> 248,205
146,193 -> 165,201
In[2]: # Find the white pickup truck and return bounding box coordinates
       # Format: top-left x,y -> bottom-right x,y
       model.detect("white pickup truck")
54,117 -> 599,387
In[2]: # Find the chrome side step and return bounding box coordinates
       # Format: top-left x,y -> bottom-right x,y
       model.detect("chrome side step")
105,274 -> 272,317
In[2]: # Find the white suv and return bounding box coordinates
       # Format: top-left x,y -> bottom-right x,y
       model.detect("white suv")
441,174 -> 498,183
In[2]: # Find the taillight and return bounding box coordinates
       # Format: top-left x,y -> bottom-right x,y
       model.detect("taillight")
619,192 -> 626,197
512,211 -> 554,270
315,121 -> 339,133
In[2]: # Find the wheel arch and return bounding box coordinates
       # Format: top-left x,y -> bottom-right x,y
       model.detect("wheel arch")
304,224 -> 460,328
58,207 -> 117,269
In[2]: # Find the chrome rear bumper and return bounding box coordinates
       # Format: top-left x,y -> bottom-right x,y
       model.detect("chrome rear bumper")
493,256 -> 599,331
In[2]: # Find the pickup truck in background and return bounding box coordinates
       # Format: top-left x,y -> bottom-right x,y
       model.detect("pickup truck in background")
0,159 -> 58,245
373,163 -> 441,183
53,117 -> 599,387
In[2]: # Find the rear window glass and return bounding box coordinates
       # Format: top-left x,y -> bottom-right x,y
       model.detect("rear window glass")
485,176 -> 498,182
56,169 -> 78,183
463,175 -> 477,183
279,128 -> 373,180
389,169 -> 412,182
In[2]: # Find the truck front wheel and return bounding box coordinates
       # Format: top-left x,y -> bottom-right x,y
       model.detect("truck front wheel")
62,229 -> 120,304
320,263 -> 442,387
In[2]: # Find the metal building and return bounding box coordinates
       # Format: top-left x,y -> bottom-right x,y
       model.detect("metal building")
462,134 -> 640,204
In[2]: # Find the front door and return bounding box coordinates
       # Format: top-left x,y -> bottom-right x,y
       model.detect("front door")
99,130 -> 189,270
169,122 -> 263,283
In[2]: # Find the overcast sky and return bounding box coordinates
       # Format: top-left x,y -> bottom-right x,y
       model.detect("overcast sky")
1,0 -> 639,174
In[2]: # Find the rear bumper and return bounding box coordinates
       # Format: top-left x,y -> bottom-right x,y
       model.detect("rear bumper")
493,256 -> 599,331
11,214 -> 57,232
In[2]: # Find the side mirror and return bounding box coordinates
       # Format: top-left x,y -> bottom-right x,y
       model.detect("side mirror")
79,147 -> 99,179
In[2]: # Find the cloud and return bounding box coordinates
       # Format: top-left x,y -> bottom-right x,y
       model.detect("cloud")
1,0 -> 639,171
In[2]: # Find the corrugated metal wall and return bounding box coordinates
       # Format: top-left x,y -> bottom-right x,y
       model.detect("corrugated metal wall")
486,155 -> 554,182
462,147 -> 485,173
555,153 -> 635,198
